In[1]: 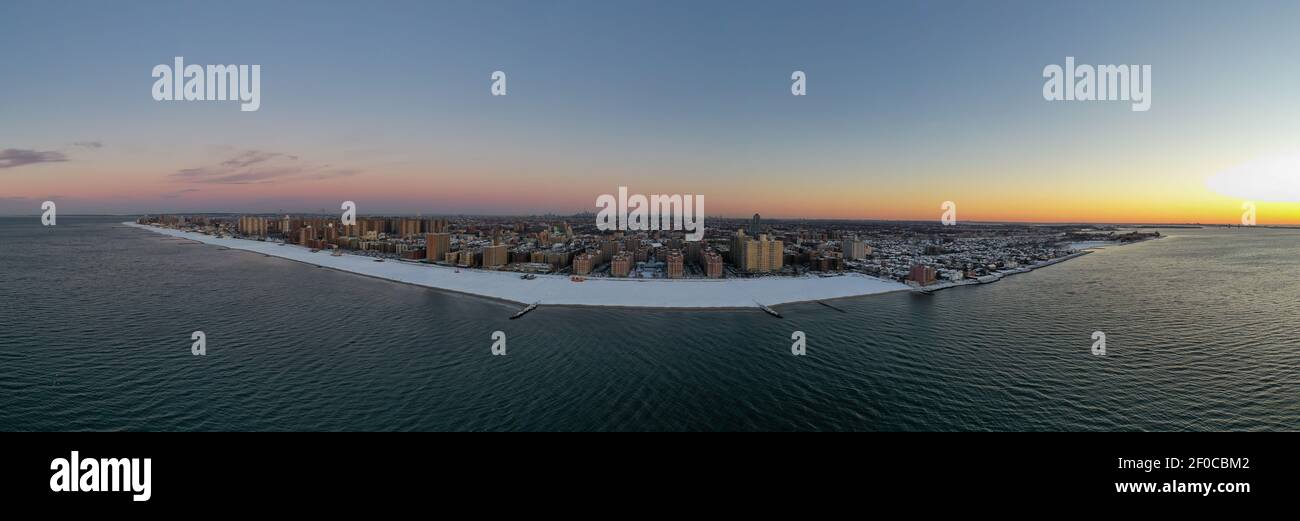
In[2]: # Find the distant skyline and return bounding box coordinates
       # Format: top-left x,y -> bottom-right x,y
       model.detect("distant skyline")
4,212 -> 1296,228
4,0 -> 1300,223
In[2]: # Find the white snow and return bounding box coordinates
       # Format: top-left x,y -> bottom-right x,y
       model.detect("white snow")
128,222 -> 910,308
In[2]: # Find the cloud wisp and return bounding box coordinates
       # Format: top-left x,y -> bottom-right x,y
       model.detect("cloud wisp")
171,149 -> 360,185
0,148 -> 69,169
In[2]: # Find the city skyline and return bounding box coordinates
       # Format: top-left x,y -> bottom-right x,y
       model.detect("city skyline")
134,209 -> 1143,302
11,209 -> 1291,227
5,0 -> 1300,223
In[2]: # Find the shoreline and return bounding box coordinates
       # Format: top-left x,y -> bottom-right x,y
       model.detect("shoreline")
913,235 -> 1160,294
913,250 -> 1092,294
126,222 -> 911,309
126,222 -> 1128,308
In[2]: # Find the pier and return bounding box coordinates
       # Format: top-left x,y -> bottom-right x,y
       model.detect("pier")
510,302 -> 540,320
755,301 -> 782,318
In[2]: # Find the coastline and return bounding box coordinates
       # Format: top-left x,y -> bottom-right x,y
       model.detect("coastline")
912,235 -> 1161,294
126,222 -> 912,309
126,222 -> 1135,308
912,250 -> 1092,294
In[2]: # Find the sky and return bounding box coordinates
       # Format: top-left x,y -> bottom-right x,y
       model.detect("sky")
3,0 -> 1300,223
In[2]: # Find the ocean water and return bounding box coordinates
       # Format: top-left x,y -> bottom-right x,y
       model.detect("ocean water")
1,216 -> 1297,431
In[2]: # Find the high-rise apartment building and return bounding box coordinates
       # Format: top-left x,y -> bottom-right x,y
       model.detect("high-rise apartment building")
843,238 -> 872,260
731,230 -> 784,273
393,218 -> 423,239
572,252 -> 594,275
666,250 -> 684,279
425,233 -> 451,263
704,250 -> 724,278
482,244 -> 508,268
610,252 -> 633,277
427,218 -> 449,234
600,240 -> 619,264
908,264 -> 937,286
238,216 -> 268,237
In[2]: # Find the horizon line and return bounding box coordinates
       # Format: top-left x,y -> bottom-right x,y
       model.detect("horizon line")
5,213 -> 1289,228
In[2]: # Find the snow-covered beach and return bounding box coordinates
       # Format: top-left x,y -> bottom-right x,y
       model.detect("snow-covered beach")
127,222 -> 910,308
